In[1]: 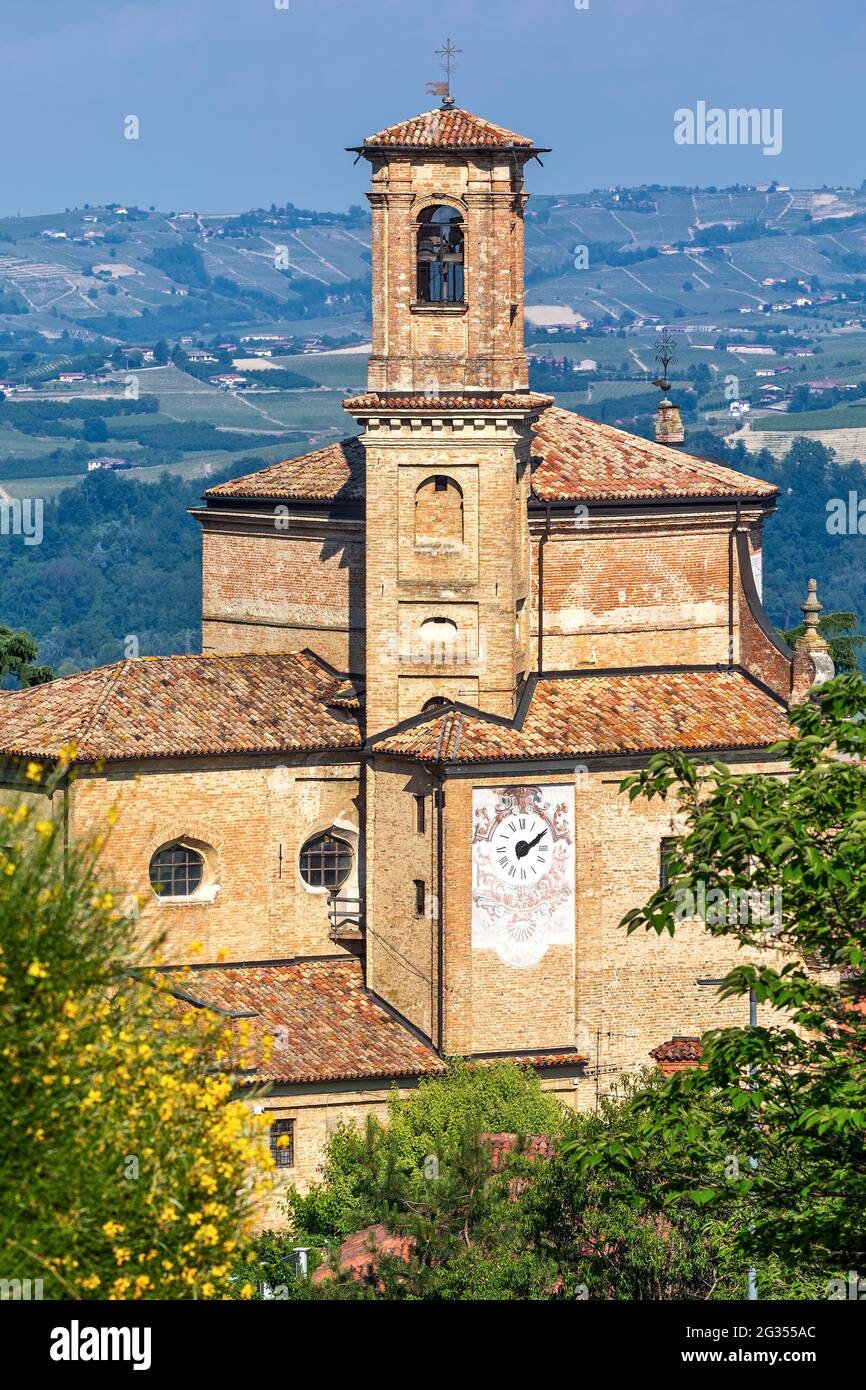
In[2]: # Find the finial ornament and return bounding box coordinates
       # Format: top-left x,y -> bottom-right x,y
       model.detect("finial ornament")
801,577 -> 823,639
790,576 -> 835,702
426,38 -> 461,108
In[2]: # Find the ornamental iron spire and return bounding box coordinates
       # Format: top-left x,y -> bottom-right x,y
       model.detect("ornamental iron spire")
653,327 -> 684,445
426,38 -> 461,108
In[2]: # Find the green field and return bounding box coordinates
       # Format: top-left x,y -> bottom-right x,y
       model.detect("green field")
751,404 -> 866,432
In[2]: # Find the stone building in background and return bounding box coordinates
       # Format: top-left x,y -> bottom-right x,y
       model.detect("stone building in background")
0,101 -> 831,1209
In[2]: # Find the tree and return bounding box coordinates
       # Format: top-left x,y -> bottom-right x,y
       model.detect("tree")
0,625 -> 52,687
778,611 -> 865,673
83,417 -> 108,443
286,1058 -> 566,1243
0,763 -> 271,1299
153,339 -> 169,366
563,673 -> 866,1286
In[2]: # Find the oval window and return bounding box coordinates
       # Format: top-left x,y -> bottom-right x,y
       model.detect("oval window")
299,832 -> 353,890
149,842 -> 205,898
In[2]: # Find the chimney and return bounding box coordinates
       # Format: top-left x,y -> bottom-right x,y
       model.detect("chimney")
790,578 -> 835,705
655,396 -> 684,446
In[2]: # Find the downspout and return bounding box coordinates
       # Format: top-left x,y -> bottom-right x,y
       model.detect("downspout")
537,502 -> 551,675
728,500 -> 741,668
432,767 -> 446,1055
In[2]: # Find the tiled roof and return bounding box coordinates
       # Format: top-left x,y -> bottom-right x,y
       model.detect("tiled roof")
650,1037 -> 705,1063
530,406 -> 778,502
343,391 -> 553,413
204,404 -> 776,506
311,1224 -> 415,1286
372,668 -> 790,765
170,959 -> 445,1085
205,437 -> 364,502
169,960 -> 588,1086
358,107 -> 536,150
0,651 -> 361,762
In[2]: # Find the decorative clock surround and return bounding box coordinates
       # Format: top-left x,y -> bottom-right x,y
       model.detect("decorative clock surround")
471,785 -> 575,968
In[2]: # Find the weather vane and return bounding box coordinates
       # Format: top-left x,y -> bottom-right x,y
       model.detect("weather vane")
652,327 -> 678,396
426,38 -> 461,107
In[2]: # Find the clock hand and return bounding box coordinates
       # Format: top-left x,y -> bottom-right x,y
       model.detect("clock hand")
515,828 -> 547,859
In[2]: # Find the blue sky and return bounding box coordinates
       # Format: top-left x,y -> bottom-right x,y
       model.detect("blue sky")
2,0 -> 864,215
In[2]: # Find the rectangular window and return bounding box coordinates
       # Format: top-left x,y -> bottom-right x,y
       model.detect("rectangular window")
269,1118 -> 295,1168
414,794 -> 426,835
414,879 -> 426,916
660,837 -> 679,890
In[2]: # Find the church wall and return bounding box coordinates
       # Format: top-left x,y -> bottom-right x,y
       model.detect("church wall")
201,522 -> 365,673
434,760 -> 782,1094
67,755 -> 361,965
570,769 -> 782,1099
364,758 -> 438,1040
530,513 -> 740,671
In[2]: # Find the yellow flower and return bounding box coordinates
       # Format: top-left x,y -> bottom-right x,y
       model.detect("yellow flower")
80,1274 -> 101,1291
189,940 -> 204,956
113,1247 -> 131,1266
27,960 -> 49,979
35,820 -> 53,838
239,1282 -> 255,1299
25,762 -> 42,783
102,1221 -> 125,1240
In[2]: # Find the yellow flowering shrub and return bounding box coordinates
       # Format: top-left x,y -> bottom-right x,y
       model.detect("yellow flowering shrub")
0,779 -> 271,1299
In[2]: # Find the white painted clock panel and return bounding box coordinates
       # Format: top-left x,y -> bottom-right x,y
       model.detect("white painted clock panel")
471,784 -> 575,968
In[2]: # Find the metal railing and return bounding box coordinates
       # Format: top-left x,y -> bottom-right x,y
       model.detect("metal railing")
328,895 -> 364,938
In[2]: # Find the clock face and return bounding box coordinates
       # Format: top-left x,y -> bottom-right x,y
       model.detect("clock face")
472,785 -> 575,969
491,810 -> 551,885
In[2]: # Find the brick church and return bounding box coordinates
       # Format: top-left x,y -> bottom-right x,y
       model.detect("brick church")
0,100 -> 831,1203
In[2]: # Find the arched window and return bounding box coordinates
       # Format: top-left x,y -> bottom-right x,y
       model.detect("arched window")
417,205 -> 464,304
299,832 -> 353,890
422,696 -> 450,712
414,475 -> 463,547
149,842 -> 205,898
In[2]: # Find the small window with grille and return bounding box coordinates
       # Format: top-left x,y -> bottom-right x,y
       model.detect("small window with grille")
269,1118 -> 295,1168
299,832 -> 353,890
414,879 -> 426,916
660,837 -> 680,890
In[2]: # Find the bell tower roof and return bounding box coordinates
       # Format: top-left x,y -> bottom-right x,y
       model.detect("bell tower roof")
349,107 -> 547,156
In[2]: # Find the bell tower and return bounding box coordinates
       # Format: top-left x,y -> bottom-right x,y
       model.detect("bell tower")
346,96 -> 551,732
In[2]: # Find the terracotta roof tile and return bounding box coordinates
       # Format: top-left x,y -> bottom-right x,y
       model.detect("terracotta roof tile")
0,651 -> 361,762
650,1036 -> 705,1063
343,391 -> 553,413
170,959 -> 444,1085
372,668 -> 790,764
311,1224 -> 416,1286
204,405 -> 775,506
530,406 -> 778,503
358,107 -> 536,150
205,436 -> 364,502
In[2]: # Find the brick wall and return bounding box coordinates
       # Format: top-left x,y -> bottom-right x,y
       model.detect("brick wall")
201,519 -> 365,673
69,755 -> 361,964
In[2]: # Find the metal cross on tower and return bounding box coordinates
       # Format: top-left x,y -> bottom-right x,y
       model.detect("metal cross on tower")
426,38 -> 461,107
